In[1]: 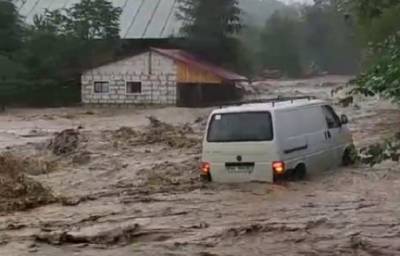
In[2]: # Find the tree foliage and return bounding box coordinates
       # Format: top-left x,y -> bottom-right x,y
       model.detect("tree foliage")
239,0 -> 285,27
24,0 -> 122,81
348,0 -> 400,102
260,12 -> 302,77
353,34 -> 400,101
176,0 -> 242,68
0,0 -> 122,107
302,1 -> 359,74
0,0 -> 23,56
0,0 -> 26,81
33,0 -> 122,40
339,0 -> 400,24
256,0 -> 359,78
357,132 -> 400,166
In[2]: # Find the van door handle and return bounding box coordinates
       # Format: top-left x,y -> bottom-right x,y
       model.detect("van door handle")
325,130 -> 332,139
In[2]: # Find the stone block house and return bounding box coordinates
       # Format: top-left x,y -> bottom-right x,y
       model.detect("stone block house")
81,48 -> 248,107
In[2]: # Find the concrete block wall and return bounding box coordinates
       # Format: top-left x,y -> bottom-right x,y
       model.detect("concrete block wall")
81,51 -> 177,105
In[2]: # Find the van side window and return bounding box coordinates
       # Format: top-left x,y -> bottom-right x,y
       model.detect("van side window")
322,105 -> 341,129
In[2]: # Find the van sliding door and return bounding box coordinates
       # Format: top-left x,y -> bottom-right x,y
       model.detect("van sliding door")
277,108 -> 328,173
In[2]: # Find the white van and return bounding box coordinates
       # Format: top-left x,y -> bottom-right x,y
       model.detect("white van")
200,97 -> 354,183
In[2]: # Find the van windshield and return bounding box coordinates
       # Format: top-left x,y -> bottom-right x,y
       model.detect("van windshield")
207,112 -> 273,142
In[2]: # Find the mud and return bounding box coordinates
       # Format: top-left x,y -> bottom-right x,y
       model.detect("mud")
48,129 -> 80,155
108,116 -> 200,150
0,154 -> 55,214
1,76 -> 400,255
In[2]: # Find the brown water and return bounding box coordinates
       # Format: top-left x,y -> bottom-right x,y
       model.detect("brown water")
1,76 -> 400,256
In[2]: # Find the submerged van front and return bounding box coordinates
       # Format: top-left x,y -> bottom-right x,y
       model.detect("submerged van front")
202,111 -> 279,183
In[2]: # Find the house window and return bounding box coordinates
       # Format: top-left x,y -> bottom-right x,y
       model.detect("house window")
93,81 -> 109,93
126,81 -> 142,94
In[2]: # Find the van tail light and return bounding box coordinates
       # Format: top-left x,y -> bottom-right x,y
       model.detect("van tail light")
272,161 -> 285,175
201,162 -> 211,174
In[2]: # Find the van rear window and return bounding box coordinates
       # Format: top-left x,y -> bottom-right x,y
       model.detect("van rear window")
207,112 -> 273,142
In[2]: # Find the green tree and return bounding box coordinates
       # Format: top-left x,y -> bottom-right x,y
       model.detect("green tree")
33,0 -> 122,40
259,12 -> 303,77
0,0 -> 25,78
0,0 -> 123,107
25,0 -> 123,81
0,0 -> 26,109
254,1 -> 359,78
339,0 -> 400,45
0,0 -> 23,56
354,34 -> 400,102
176,0 -> 242,68
302,1 -> 360,74
339,0 -> 400,24
364,6 -> 400,45
346,0 -> 400,102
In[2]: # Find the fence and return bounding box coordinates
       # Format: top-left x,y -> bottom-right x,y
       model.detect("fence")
0,80 -> 80,107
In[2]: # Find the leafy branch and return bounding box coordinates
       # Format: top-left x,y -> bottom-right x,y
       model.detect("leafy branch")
357,133 -> 400,167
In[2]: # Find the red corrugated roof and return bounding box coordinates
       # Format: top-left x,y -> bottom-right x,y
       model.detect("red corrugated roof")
151,48 -> 248,82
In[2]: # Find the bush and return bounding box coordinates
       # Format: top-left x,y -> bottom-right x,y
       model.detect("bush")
352,34 -> 400,102
0,79 -> 80,107
0,153 -> 55,213
357,133 -> 400,166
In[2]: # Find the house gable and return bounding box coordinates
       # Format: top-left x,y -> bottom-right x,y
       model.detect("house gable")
177,62 -> 223,84
82,51 -> 176,78
81,51 -> 177,105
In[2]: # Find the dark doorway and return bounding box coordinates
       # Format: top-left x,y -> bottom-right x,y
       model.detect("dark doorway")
177,83 -> 241,107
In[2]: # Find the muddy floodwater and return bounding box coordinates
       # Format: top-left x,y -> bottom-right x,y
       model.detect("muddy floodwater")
1,76 -> 400,256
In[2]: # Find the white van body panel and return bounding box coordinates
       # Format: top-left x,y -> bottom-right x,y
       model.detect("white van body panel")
202,99 -> 353,183
203,142 -> 278,183
274,106 -> 329,174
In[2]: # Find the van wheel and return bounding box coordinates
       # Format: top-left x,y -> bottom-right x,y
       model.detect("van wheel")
292,164 -> 306,181
343,145 -> 357,166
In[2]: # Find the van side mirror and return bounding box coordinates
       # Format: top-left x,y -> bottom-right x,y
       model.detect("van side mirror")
340,114 -> 349,125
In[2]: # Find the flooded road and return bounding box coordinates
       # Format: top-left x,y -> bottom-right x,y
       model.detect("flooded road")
1,76 -> 400,256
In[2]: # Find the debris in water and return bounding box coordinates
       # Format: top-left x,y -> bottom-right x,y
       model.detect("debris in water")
140,158 -> 202,192
72,151 -> 91,165
21,157 -> 58,176
138,116 -> 198,148
21,129 -> 49,138
338,96 -> 354,107
113,127 -> 138,140
0,154 -> 55,214
35,223 -> 140,245
48,129 -> 80,155
111,117 -> 200,149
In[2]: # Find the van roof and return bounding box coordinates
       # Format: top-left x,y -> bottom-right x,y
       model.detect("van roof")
212,99 -> 327,114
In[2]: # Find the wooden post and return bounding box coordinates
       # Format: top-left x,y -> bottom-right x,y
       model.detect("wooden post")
176,83 -> 181,106
197,83 -> 203,107
148,50 -> 152,75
